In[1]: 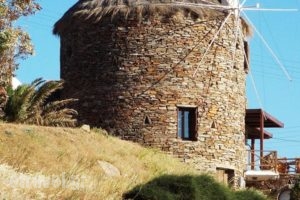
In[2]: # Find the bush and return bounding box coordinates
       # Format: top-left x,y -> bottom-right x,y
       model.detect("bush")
234,189 -> 269,200
291,177 -> 300,200
124,174 -> 269,200
124,174 -> 236,200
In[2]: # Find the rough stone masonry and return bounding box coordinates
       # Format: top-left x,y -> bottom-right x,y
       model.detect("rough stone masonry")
56,5 -> 248,186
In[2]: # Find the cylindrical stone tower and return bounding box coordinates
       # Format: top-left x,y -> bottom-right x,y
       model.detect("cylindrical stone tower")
54,0 -> 250,185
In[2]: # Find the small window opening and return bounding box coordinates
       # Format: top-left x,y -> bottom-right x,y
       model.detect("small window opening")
177,107 -> 197,141
211,121 -> 217,128
144,116 -> 151,125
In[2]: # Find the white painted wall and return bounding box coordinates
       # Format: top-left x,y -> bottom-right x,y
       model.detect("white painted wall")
12,77 -> 22,89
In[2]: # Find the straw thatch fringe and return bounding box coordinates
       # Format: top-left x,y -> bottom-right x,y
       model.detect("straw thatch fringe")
241,17 -> 252,38
54,0 -> 218,35
53,0 -> 251,37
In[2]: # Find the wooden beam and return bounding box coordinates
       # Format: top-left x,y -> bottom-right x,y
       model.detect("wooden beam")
260,110 -> 264,163
251,139 -> 255,170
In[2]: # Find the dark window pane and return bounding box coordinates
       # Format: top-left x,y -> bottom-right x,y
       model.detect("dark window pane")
177,107 -> 197,141
184,111 -> 189,138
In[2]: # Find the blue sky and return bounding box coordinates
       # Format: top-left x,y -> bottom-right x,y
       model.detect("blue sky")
16,0 -> 300,158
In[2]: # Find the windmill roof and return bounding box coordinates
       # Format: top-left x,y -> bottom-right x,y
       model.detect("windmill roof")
53,0 -> 252,36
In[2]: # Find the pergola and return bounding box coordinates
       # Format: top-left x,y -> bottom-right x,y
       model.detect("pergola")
245,109 -> 284,169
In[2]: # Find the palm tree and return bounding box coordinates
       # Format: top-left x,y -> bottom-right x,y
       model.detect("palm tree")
4,78 -> 78,127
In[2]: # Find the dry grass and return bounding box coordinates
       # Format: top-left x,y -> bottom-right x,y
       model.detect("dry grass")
53,0 -> 225,35
0,122 -> 197,199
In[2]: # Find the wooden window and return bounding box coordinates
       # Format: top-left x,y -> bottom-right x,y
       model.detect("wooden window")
177,107 -> 197,141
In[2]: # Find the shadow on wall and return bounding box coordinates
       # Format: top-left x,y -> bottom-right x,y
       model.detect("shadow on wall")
123,174 -> 267,200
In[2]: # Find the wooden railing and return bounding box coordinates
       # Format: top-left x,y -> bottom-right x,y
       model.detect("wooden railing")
277,157 -> 300,174
247,150 -> 278,171
247,150 -> 300,174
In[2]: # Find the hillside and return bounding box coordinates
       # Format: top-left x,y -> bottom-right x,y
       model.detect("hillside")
0,122 -> 197,199
0,122 -> 268,200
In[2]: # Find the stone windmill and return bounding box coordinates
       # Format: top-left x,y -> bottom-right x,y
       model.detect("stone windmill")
54,0 -> 253,186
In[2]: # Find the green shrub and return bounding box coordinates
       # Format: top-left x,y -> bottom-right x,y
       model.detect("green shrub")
124,174 -> 269,200
124,174 -> 234,200
234,189 -> 268,200
291,177 -> 300,200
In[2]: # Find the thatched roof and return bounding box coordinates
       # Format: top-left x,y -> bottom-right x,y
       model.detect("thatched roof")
53,0 -> 239,35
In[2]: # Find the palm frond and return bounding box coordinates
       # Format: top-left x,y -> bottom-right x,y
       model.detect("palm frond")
41,108 -> 78,127
28,80 -> 63,114
4,78 -> 78,127
4,84 -> 34,122
30,77 -> 45,88
42,98 -> 78,114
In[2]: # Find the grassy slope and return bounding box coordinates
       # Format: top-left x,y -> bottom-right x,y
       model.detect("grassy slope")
0,122 -> 268,200
0,122 -> 196,199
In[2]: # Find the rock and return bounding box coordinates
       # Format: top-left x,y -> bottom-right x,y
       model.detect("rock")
98,161 -> 120,177
81,124 -> 90,133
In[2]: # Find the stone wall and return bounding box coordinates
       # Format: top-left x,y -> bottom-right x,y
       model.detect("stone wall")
59,13 -> 247,182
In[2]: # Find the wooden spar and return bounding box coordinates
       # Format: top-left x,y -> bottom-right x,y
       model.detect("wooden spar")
251,138 -> 255,170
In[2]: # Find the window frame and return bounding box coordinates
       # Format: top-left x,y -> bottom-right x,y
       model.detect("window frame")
177,106 -> 198,141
